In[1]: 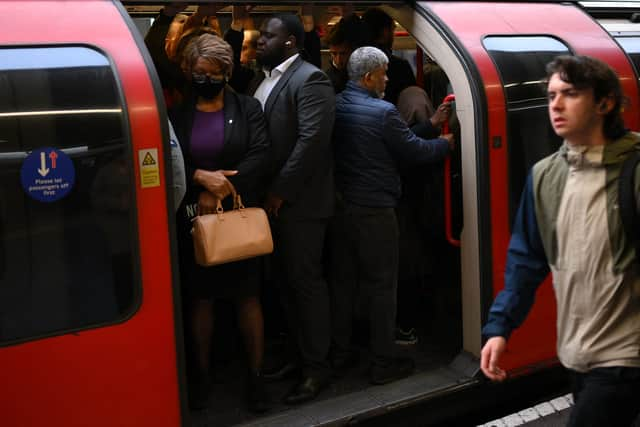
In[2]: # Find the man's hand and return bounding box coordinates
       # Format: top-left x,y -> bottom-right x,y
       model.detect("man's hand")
197,191 -> 218,215
231,5 -> 251,31
194,169 -> 237,200
430,102 -> 452,128
480,336 -> 508,382
301,3 -> 315,32
264,193 -> 284,218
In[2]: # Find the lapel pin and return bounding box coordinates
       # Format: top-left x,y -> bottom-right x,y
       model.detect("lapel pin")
229,119 -> 233,124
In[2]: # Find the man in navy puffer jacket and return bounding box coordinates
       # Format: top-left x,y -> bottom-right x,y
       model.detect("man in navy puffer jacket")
329,46 -> 454,384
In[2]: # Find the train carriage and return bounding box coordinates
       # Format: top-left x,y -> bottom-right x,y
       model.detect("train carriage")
0,1 -> 638,426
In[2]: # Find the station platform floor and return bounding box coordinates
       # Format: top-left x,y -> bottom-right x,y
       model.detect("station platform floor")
477,394 -> 572,427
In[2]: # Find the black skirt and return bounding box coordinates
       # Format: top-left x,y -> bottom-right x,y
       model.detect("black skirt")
176,192 -> 262,300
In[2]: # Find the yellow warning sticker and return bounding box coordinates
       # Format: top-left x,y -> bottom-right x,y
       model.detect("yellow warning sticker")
138,148 -> 160,188
142,152 -> 156,166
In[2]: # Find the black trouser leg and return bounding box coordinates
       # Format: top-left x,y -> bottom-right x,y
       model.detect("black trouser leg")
274,218 -> 331,378
328,210 -> 357,357
568,367 -> 640,427
337,204 -> 398,366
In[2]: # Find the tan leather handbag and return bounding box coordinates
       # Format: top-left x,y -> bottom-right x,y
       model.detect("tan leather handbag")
191,194 -> 273,266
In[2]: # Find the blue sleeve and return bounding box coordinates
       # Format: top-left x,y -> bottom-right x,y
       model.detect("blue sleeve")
382,106 -> 449,165
482,172 -> 550,339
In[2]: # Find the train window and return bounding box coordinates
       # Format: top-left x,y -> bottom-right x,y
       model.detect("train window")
483,36 -> 568,226
616,37 -> 640,83
0,46 -> 136,345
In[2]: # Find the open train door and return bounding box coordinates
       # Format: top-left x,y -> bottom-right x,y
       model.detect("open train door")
0,1 -> 186,426
391,1 -> 640,374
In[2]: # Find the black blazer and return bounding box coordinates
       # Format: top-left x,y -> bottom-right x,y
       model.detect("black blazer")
249,56 -> 336,220
170,87 -> 270,209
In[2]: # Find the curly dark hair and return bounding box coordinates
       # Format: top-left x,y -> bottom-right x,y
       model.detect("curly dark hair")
546,55 -> 626,139
325,14 -> 366,49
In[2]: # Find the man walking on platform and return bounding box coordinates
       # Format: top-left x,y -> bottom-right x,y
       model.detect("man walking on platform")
481,55 -> 640,427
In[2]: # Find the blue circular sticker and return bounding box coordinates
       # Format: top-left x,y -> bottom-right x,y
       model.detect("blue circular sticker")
20,147 -> 75,202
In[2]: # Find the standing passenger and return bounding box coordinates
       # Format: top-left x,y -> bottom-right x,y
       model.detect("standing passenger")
324,13 -> 364,93
481,55 -> 640,427
170,34 -> 270,413
250,14 -> 336,405
331,46 -> 453,384
361,8 -> 416,106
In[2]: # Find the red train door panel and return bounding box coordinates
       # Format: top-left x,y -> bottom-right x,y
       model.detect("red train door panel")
430,2 -> 640,372
0,1 -> 184,426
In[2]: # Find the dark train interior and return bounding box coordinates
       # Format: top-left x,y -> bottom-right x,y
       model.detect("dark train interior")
123,2 -> 464,425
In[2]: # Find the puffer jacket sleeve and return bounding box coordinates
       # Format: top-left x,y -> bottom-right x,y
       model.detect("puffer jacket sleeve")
482,173 -> 550,339
382,105 -> 449,165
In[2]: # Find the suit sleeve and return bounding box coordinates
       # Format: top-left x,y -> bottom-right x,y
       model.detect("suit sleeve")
224,28 -> 243,67
225,28 -> 255,94
482,173 -> 550,339
383,106 -> 449,165
269,72 -> 335,203
227,97 -> 270,197
144,12 -> 174,89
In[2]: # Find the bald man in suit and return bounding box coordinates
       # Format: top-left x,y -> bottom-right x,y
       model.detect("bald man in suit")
250,14 -> 335,405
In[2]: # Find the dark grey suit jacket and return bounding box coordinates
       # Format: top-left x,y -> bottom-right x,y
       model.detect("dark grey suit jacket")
249,56 -> 336,220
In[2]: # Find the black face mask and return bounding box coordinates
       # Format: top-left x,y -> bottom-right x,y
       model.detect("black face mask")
192,77 -> 226,100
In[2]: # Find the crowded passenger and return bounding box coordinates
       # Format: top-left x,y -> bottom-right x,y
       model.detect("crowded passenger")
241,29 -> 260,67
330,46 -> 454,384
394,86 -> 453,345
249,14 -> 336,405
143,1 -> 458,412
169,33 -> 271,412
324,12 -> 365,93
361,8 -> 416,106
144,3 -> 252,104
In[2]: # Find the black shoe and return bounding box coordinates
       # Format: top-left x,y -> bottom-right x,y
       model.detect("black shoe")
283,375 -> 329,405
330,350 -> 359,377
370,357 -> 415,385
263,361 -> 301,382
247,372 -> 271,414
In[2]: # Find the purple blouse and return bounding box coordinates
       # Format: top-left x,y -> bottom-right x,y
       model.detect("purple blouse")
190,110 -> 225,170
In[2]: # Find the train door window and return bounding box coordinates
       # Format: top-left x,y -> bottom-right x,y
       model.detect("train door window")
616,37 -> 640,83
483,36 -> 570,226
0,46 -> 136,345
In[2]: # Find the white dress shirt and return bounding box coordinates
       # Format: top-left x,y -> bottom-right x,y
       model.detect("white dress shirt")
253,53 -> 300,110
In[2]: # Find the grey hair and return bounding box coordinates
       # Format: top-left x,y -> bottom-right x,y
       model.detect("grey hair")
347,46 -> 388,81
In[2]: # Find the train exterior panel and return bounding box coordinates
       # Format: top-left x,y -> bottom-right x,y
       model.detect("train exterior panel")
0,1 -> 184,426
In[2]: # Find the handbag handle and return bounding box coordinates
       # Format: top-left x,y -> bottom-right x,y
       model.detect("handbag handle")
215,191 -> 245,214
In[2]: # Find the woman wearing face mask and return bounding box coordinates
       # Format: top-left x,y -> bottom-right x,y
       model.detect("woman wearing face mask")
170,33 -> 270,413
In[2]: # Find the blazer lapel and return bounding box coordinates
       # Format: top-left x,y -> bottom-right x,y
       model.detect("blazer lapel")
247,72 -> 265,96
264,56 -> 303,117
